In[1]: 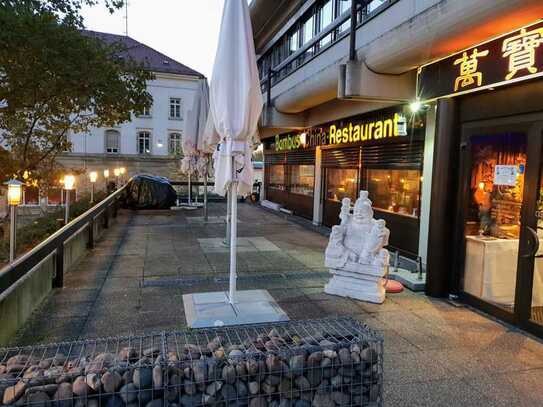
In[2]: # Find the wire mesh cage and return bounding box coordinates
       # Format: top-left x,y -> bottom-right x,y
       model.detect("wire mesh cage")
0,317 -> 383,407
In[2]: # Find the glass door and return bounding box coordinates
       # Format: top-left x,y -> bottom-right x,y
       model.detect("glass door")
461,132 -> 527,316
459,118 -> 543,336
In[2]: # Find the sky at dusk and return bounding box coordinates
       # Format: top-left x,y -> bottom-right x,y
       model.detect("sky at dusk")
80,0 -> 227,79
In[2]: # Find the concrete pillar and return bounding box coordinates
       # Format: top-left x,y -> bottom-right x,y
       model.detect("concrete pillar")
426,98 -> 459,298
313,146 -> 323,226
418,103 -> 437,270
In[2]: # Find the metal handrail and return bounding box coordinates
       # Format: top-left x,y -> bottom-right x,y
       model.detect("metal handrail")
0,185 -> 127,296
259,0 -> 400,92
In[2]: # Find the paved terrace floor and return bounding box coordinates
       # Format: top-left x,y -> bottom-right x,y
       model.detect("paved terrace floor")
10,203 -> 543,406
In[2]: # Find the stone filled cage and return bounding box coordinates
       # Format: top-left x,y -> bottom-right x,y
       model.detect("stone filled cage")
0,317 -> 383,407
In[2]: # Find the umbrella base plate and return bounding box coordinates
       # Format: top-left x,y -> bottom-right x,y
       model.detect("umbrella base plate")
182,289 -> 289,328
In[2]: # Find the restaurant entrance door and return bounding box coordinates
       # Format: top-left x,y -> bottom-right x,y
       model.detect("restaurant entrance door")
457,114 -> 543,337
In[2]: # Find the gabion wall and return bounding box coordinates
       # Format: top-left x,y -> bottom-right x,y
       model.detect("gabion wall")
0,318 -> 383,407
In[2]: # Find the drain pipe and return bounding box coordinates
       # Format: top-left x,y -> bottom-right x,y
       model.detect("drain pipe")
349,0 -> 358,62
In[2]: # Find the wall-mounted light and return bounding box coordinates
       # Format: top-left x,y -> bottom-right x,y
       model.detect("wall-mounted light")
409,100 -> 422,113
299,132 -> 307,146
104,169 -> 110,178
478,182 -> 485,190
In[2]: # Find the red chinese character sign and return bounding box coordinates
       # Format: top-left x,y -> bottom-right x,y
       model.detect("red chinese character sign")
417,20 -> 543,101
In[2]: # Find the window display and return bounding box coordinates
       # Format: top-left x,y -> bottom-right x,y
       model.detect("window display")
366,169 -> 421,218
466,133 -> 526,239
289,165 -> 315,196
269,165 -> 286,191
326,168 -> 358,202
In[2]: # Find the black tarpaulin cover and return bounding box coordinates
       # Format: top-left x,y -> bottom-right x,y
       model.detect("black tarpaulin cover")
122,175 -> 177,209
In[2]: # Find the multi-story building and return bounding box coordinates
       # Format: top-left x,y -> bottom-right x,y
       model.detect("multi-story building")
16,31 -> 204,210
251,0 -> 543,337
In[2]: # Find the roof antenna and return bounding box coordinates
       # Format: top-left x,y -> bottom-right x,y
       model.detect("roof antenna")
124,0 -> 128,36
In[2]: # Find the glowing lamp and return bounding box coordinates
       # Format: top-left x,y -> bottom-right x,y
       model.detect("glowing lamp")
6,179 -> 23,206
299,132 -> 307,146
104,169 -> 110,178
89,171 -> 98,183
114,168 -> 121,177
64,175 -> 75,190
478,182 -> 485,190
409,100 -> 422,113
120,167 -> 126,175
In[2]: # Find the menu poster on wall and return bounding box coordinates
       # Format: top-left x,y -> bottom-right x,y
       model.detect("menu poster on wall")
494,165 -> 518,186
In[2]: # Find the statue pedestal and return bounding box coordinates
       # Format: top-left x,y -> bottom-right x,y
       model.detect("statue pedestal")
324,267 -> 387,304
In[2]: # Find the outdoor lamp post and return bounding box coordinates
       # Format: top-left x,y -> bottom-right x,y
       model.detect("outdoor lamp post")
6,179 -> 23,263
63,175 -> 75,225
89,171 -> 98,203
120,167 -> 126,185
114,168 -> 121,189
103,169 -> 110,191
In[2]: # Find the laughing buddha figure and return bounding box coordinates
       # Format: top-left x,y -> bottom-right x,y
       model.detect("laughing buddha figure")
325,191 -> 390,271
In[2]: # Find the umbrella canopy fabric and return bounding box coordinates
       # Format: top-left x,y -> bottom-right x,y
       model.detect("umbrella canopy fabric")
209,0 -> 263,197
182,78 -> 214,176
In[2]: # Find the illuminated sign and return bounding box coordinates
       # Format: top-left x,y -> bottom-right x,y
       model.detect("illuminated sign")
417,20 -> 543,101
329,113 -> 405,144
270,110 -> 411,152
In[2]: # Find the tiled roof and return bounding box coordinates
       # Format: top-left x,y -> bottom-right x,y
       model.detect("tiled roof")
83,30 -> 204,78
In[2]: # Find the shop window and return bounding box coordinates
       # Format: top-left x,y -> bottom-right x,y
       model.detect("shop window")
268,165 -> 286,191
466,133 -> 526,238
366,169 -> 421,218
23,186 -> 39,206
325,168 -> 358,202
47,188 -> 62,205
462,132 -> 526,310
289,165 -> 315,196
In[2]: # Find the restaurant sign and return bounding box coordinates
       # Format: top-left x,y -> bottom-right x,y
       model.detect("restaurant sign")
272,110 -> 409,152
417,20 -> 543,101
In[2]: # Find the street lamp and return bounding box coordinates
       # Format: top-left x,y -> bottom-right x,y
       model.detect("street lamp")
103,169 -> 110,192
6,179 -> 23,263
114,168 -> 121,189
63,175 -> 75,225
120,167 -> 126,185
89,171 -> 98,203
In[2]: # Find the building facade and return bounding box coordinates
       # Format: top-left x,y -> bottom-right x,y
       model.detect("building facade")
18,31 -> 204,209
251,0 -> 543,336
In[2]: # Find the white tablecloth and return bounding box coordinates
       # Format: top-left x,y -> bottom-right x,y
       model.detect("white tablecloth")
464,236 -> 543,307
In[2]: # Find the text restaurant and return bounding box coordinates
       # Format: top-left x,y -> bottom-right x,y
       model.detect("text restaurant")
419,19 -> 543,337
263,106 -> 426,255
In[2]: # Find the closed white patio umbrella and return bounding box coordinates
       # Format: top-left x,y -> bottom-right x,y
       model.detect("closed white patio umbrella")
183,0 -> 289,327
209,0 -> 263,305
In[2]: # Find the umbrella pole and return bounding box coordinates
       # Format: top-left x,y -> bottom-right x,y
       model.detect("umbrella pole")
228,179 -> 238,305
224,189 -> 231,246
204,173 -> 208,222
188,172 -> 192,206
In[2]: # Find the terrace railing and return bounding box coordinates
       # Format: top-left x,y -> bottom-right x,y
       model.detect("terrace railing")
0,185 -> 127,345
